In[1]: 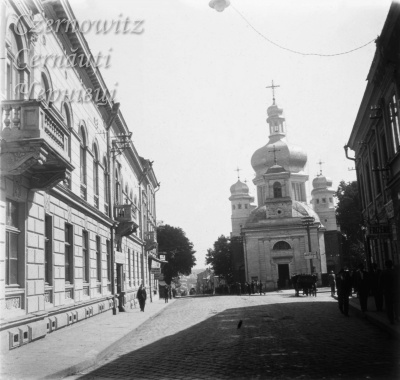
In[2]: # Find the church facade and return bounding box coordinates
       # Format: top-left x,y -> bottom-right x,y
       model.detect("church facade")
229,93 -> 339,290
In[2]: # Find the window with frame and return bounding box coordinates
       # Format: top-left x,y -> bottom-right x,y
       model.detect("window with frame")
372,148 -> 382,195
82,230 -> 89,282
273,182 -> 282,198
93,144 -> 99,208
103,157 -> 109,214
115,167 -> 121,205
128,249 -> 132,287
79,126 -> 87,199
45,215 -> 53,285
6,199 -> 20,286
65,224 -> 73,283
61,102 -> 72,161
6,25 -> 28,100
106,240 -> 111,282
96,236 -> 101,281
273,241 -> 291,250
365,162 -> 373,203
389,94 -> 400,154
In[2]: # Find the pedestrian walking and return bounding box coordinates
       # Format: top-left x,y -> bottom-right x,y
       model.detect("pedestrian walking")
379,259 -> 400,325
246,282 -> 251,296
336,267 -> 352,317
136,283 -> 147,312
164,284 -> 169,303
251,280 -> 255,294
370,263 -> 383,312
328,270 -> 336,296
258,281 -> 264,295
355,263 -> 370,312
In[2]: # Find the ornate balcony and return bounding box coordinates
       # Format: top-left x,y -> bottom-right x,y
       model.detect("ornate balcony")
115,203 -> 139,237
145,231 -> 158,251
1,99 -> 74,190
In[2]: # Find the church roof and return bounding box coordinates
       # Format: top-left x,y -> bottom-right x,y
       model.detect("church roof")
266,164 -> 286,174
245,200 -> 321,225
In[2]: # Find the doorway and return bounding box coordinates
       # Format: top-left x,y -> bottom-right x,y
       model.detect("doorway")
278,264 -> 290,289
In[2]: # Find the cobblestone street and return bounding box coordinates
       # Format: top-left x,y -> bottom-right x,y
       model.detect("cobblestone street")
67,290 -> 399,380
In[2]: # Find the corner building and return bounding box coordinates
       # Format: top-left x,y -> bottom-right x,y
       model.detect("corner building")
0,0 -> 160,350
229,96 -> 340,290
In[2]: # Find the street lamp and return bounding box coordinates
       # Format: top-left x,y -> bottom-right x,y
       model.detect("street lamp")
302,216 -> 315,274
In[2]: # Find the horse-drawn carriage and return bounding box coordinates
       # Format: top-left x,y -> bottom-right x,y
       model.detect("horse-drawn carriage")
292,274 -> 318,296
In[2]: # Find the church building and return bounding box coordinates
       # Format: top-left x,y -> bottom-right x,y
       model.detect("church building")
229,87 -> 338,290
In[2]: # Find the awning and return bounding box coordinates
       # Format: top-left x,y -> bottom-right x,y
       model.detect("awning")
148,255 -> 168,264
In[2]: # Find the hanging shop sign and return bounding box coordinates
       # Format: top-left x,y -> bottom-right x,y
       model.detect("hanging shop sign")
115,251 -> 125,264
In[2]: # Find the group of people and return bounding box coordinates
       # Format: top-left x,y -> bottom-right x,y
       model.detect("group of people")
236,280 -> 266,296
329,259 -> 399,324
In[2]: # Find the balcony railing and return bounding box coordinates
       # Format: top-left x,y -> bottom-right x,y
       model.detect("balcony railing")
115,204 -> 137,222
1,99 -> 74,190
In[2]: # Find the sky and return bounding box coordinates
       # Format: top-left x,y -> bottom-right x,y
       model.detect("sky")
71,0 -> 393,269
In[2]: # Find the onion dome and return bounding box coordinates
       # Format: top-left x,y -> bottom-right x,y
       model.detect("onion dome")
251,139 -> 307,177
230,179 -> 249,196
312,174 -> 333,190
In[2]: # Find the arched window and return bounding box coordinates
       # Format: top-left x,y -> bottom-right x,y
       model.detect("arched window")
273,182 -> 282,198
103,157 -> 109,214
125,184 -> 129,203
115,167 -> 121,205
79,125 -> 87,199
6,25 -> 28,100
61,101 -> 72,158
273,241 -> 291,250
93,143 -> 99,208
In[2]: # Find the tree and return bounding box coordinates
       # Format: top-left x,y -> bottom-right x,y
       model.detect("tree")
206,235 -> 234,283
335,181 -> 366,268
157,224 -> 196,284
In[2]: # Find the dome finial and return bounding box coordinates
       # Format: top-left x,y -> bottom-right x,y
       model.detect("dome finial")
235,166 -> 242,180
266,80 -> 280,105
317,159 -> 324,176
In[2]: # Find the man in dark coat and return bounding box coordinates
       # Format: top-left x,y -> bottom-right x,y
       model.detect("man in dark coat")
370,263 -> 383,312
380,260 -> 399,324
355,263 -> 370,312
336,268 -> 352,316
328,271 -> 336,297
136,284 -> 147,312
164,284 -> 169,303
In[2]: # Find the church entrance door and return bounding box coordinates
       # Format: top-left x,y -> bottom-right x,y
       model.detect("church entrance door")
278,264 -> 290,289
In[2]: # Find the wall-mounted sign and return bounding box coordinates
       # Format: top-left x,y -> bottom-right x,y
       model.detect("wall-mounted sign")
151,261 -> 161,269
159,254 -> 166,261
304,252 -> 317,259
115,251 -> 125,264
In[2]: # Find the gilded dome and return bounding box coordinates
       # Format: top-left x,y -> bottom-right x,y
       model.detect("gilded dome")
251,139 -> 307,177
312,174 -> 333,189
230,179 -> 249,195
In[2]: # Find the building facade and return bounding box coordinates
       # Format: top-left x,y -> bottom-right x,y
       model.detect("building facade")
229,95 -> 341,290
346,2 -> 400,269
0,0 -> 160,350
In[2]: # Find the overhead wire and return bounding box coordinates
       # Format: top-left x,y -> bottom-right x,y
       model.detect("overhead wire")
231,4 -> 376,57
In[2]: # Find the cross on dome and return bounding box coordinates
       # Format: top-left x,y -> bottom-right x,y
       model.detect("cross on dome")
268,145 -> 281,165
317,159 -> 325,176
235,167 -> 242,179
266,80 -> 280,105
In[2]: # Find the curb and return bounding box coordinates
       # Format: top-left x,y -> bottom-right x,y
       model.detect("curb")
334,296 -> 400,341
44,299 -> 176,380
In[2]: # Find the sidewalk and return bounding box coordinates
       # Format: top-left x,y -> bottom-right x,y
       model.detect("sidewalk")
0,297 -> 175,380
348,294 -> 400,340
